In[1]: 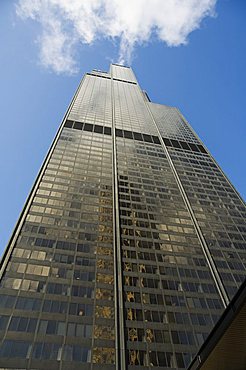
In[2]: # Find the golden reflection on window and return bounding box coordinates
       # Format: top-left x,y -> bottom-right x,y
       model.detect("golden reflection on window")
31,250 -> 47,260
140,277 -> 144,287
26,264 -> 50,276
156,224 -> 167,231
7,262 -> 26,274
96,273 -> 114,284
170,235 -> 186,243
160,243 -> 173,252
99,197 -> 112,206
98,225 -> 113,234
92,347 -> 115,364
173,245 -> 186,253
97,235 -> 113,242
13,248 -> 31,259
130,211 -> 137,226
99,214 -> 112,222
94,325 -> 115,340
127,308 -> 136,321
99,205 -> 112,213
128,328 -> 138,341
126,291 -> 135,302
159,233 -> 170,241
145,328 -> 154,343
122,228 -> 130,236
96,288 -> 114,300
124,262 -> 132,271
96,259 -> 114,270
95,306 -> 114,319
123,239 -> 131,248
139,263 -> 146,273
125,276 -> 130,286
96,247 -> 112,256
129,350 -> 139,365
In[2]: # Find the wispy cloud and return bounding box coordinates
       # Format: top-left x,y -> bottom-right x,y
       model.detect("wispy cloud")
16,0 -> 217,74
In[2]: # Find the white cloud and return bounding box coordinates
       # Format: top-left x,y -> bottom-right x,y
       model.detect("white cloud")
16,0 -> 217,74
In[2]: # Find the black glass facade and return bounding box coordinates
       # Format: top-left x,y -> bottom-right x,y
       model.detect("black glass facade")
0,64 -> 245,370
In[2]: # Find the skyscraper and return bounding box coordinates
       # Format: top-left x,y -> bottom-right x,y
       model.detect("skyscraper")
0,64 -> 245,370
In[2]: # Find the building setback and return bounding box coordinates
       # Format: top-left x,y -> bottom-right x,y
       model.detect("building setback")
0,64 -> 245,370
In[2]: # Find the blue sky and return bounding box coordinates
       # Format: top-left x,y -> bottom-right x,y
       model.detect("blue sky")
0,0 -> 246,252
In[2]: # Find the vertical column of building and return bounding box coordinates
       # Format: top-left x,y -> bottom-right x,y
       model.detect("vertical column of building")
0,72 -> 117,369
0,74 -> 87,369
146,104 -> 229,308
149,104 -> 246,302
110,65 -> 226,370
70,72 -> 117,369
110,65 -> 127,370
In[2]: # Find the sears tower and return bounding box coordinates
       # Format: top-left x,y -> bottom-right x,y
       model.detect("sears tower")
0,64 -> 245,370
